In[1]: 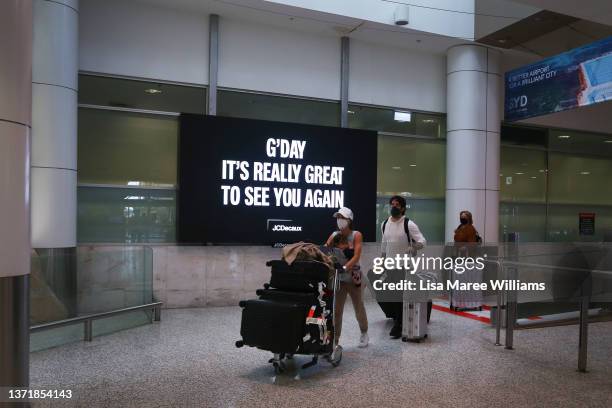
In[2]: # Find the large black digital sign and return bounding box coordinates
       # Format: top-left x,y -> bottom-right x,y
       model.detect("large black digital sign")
178,114 -> 377,245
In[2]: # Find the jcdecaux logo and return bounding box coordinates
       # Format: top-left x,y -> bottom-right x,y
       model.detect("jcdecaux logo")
267,218 -> 302,233
272,224 -> 302,232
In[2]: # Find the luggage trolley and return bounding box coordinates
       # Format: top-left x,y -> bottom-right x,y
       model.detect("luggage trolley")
236,258 -> 343,377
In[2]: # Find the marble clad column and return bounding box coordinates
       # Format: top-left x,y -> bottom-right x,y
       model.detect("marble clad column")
445,44 -> 501,243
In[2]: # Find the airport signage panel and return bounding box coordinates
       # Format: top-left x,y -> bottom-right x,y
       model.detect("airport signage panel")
505,35 -> 612,121
178,114 -> 377,245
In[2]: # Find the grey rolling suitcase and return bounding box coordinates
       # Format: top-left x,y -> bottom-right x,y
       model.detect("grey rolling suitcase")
402,301 -> 428,342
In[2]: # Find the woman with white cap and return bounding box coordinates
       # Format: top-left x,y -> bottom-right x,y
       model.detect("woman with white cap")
325,206 -> 369,348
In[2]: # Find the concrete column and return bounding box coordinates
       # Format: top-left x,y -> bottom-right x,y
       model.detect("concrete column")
0,0 -> 32,388
445,45 -> 501,243
31,0 -> 78,248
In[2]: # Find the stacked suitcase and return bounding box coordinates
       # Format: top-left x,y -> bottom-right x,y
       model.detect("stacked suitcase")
236,259 -> 342,374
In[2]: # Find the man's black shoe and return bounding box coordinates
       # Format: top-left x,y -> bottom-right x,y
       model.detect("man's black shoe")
389,324 -> 402,339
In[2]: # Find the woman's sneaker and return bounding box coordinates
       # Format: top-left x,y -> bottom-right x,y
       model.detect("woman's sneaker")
358,332 -> 369,348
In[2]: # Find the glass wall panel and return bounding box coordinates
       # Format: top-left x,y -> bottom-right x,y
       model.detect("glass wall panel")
501,124 -> 548,148
78,108 -> 178,187
500,147 -> 547,203
377,135 -> 445,198
376,135 -> 445,242
375,197 -> 445,243
31,246 -> 154,351
548,152 -> 612,205
77,187 -> 176,243
549,128 -> 612,157
500,202 -> 547,242
349,104 -> 445,138
217,90 -> 340,127
547,204 -> 612,242
79,74 -> 206,114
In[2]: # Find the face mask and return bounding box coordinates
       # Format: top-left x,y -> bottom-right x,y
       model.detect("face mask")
390,207 -> 402,217
460,218 -> 468,225
337,218 -> 349,230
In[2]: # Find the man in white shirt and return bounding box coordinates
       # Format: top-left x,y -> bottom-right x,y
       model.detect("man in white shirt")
380,195 -> 427,339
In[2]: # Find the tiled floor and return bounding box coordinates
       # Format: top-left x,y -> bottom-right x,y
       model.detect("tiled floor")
30,301 -> 612,407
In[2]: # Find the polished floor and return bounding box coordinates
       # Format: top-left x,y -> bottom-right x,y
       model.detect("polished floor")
30,300 -> 612,408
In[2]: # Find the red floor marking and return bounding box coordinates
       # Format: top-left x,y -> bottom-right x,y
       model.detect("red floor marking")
526,316 -> 542,320
432,304 -> 491,324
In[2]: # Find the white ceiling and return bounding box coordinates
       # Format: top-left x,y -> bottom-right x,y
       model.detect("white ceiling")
134,0 -> 470,54
511,0 -> 612,26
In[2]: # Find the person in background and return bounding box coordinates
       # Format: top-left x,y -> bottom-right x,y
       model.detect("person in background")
380,195 -> 427,339
451,210 -> 483,311
325,207 -> 369,348
454,210 -> 479,243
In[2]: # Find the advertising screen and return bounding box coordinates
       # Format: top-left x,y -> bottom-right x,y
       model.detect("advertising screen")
178,114 -> 378,245
505,35 -> 612,121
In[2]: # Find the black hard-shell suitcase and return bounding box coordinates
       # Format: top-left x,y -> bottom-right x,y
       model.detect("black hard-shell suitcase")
267,260 -> 329,292
366,268 -> 401,319
239,299 -> 308,353
256,289 -> 319,304
366,269 -> 433,322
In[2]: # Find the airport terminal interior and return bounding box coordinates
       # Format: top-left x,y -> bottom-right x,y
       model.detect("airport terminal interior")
2,0 -> 612,407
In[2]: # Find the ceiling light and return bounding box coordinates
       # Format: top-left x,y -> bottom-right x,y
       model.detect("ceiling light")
539,169 -> 546,172
515,172 -> 524,175
409,164 -> 417,167
392,166 -> 401,170
605,140 -> 612,143
127,181 -> 141,186
422,119 -> 436,123
394,111 -> 412,122
498,39 -> 507,44
144,88 -> 162,94
580,171 -> 590,175
347,110 -> 355,114
558,135 -> 571,139
530,176 -> 537,179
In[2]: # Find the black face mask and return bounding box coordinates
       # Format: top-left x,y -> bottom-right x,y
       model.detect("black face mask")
390,207 -> 402,217
460,218 -> 468,225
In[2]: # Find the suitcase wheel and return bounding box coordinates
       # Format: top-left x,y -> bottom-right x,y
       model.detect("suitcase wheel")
235,340 -> 244,348
238,300 -> 246,308
273,361 -> 286,374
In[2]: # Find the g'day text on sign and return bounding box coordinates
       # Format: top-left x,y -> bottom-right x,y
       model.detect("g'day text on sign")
178,114 -> 377,245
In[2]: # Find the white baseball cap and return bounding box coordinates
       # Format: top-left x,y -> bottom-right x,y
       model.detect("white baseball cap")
333,207 -> 353,220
